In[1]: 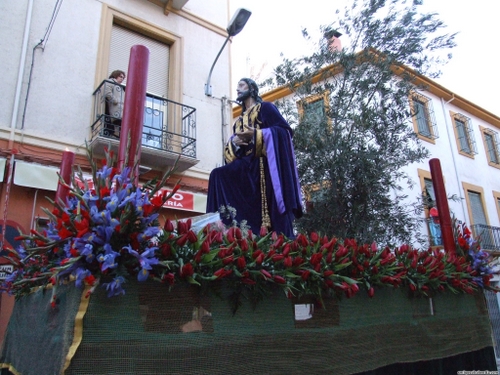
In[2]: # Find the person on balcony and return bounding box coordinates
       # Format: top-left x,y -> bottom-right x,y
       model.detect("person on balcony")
104,70 -> 126,138
206,78 -> 303,238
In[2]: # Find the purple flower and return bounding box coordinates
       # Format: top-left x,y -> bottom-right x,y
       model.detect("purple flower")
115,167 -> 131,186
74,267 -> 91,288
97,252 -> 119,271
137,227 -> 160,242
123,245 -> 159,282
102,276 -> 126,297
79,243 -> 95,262
137,268 -> 149,282
96,165 -> 113,180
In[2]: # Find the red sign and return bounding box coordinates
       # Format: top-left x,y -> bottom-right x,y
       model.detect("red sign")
157,189 -> 194,211
73,175 -> 194,211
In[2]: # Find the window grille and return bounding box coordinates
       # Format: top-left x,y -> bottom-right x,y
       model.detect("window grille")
304,99 -> 325,123
453,113 -> 477,155
411,92 -> 438,139
484,128 -> 500,164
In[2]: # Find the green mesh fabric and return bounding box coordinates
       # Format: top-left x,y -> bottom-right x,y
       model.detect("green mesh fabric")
0,284 -> 82,375
1,281 -> 494,375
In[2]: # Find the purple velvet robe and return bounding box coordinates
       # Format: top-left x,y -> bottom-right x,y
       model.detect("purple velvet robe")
206,101 -> 303,238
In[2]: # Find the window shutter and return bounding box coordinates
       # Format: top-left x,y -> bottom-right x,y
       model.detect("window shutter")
468,191 -> 487,225
109,24 -> 170,98
415,100 -> 430,136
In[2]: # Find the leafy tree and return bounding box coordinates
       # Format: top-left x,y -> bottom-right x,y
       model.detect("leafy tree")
269,0 -> 456,245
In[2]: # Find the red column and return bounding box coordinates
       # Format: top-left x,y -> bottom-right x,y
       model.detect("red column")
429,158 -> 455,253
55,150 -> 75,204
118,45 -> 150,184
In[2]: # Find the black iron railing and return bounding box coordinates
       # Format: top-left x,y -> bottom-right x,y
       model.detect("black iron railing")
91,80 -> 196,158
484,289 -> 500,361
471,224 -> 500,251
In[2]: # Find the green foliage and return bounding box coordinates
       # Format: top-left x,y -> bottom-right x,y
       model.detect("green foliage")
270,0 -> 457,245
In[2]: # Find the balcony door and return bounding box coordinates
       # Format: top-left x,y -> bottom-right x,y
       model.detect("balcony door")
108,24 -> 171,149
109,24 -> 170,98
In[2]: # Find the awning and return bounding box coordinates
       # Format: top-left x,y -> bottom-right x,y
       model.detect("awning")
14,160 -> 59,191
0,158 -> 6,183
12,161 -> 208,212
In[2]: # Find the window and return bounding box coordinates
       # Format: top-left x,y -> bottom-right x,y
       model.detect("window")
96,6 -> 182,103
109,24 -> 170,98
468,191 -> 487,225
410,93 -> 438,141
297,92 -> 330,127
424,178 -> 436,203
142,97 -> 164,149
462,182 -> 489,226
480,126 -> 500,167
451,112 -> 477,157
493,191 -> 500,222
417,169 -> 442,247
463,183 -> 496,249
304,99 -> 325,123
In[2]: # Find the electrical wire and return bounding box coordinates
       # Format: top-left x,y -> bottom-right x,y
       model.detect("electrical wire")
21,0 -> 64,130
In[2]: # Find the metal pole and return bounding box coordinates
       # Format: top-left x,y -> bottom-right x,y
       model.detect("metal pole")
205,36 -> 230,97
1,152 -> 16,250
118,45 -> 150,184
429,158 -> 455,253
54,150 -> 75,204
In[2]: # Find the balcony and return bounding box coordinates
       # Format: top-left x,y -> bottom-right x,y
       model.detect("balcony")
89,80 -> 198,172
471,224 -> 500,251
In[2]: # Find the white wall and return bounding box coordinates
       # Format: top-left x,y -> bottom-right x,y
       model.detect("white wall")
1,0 -> 232,175
401,90 -> 500,236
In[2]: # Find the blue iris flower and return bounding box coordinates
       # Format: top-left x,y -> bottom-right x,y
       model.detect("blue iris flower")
74,267 -> 91,288
137,227 -> 160,242
137,268 -> 149,282
63,242 -> 72,258
15,245 -> 27,259
123,245 -> 159,282
115,167 -> 132,186
98,252 -> 119,271
80,244 -> 95,263
96,165 -> 113,180
102,276 -> 126,297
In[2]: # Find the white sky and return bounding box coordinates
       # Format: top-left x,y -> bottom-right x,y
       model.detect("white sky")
228,0 -> 500,116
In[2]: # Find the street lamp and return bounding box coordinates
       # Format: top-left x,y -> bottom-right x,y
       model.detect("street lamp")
204,8 -> 251,96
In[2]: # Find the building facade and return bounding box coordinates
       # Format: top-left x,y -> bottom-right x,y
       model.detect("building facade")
240,64 -> 500,363
0,0 -> 237,342
245,69 -> 500,250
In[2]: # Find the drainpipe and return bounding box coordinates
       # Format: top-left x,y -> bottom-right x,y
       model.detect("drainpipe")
220,96 -> 228,165
9,0 -> 34,148
1,151 -> 17,250
440,96 -> 468,223
117,45 -> 149,184
30,189 -> 39,230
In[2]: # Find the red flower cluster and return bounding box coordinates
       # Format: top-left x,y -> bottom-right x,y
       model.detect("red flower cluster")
152,221 -> 498,301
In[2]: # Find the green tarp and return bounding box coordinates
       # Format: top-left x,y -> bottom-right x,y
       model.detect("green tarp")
0,281 -> 495,375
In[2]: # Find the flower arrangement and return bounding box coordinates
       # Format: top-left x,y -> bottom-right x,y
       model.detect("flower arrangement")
0,147 -> 179,306
1,148 -> 499,310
